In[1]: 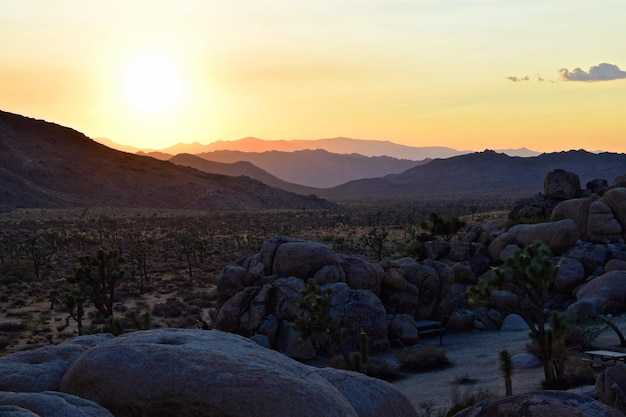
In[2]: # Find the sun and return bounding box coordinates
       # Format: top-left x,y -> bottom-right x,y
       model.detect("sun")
123,52 -> 183,114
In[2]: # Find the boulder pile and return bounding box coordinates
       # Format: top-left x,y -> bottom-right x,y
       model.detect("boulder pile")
214,170 -> 626,358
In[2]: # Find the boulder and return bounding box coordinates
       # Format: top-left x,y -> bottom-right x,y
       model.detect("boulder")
454,390 -> 624,417
506,219 -> 579,255
61,329 -> 360,417
314,368 -> 417,417
338,255 -> 384,294
554,257 -> 586,293
328,286 -> 389,353
511,353 -> 541,369
586,200 -> 622,243
597,364 -> 626,414
273,240 -> 339,279
216,264 -> 247,307
500,314 -> 529,332
388,314 -> 420,346
551,198 -> 591,238
0,391 -> 114,417
0,334 -> 113,392
576,270 -> 626,314
544,169 -> 581,200
602,188 -> 626,230
0,406 -> 38,417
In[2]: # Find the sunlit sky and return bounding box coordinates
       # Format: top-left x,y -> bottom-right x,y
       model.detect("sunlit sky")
2,1 -> 626,153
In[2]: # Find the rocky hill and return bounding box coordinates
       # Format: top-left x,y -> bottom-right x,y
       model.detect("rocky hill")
168,153 -> 318,195
317,150 -> 626,201
0,110 -> 337,212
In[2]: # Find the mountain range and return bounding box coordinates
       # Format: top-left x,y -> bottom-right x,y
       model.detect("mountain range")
3,109 -> 626,211
0,110 -> 335,212
99,136 -> 540,160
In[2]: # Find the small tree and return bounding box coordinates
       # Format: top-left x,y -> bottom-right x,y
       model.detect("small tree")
469,241 -> 559,386
360,226 -> 388,261
68,248 -> 125,320
293,279 -> 352,370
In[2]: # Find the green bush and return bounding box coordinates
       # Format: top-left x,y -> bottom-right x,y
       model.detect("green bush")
395,344 -> 451,372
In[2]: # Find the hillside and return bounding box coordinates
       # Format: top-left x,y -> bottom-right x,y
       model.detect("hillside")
0,110 -> 337,212
168,153 -> 318,195
193,149 -> 421,188
317,149 -> 626,201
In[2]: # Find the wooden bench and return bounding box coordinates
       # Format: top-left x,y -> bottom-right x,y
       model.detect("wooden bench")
415,318 -> 448,346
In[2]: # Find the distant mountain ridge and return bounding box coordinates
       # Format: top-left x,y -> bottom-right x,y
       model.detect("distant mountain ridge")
0,110 -> 336,212
168,153 -> 318,195
316,149 -> 626,201
98,136 -> 540,160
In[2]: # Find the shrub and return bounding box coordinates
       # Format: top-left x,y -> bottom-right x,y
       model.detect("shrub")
395,344 -> 451,372
445,386 -> 494,417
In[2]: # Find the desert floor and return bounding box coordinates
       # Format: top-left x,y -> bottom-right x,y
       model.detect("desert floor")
390,318 -> 626,415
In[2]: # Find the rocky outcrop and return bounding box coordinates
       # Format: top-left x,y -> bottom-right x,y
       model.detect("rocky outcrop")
314,368 -> 417,417
453,390 -> 625,417
60,329 -> 366,417
0,334 -> 113,392
575,270 -> 626,314
0,392 -> 114,417
596,364 -> 626,414
0,329 -> 416,417
544,169 -> 581,200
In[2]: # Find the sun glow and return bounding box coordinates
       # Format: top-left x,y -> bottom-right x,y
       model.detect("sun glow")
123,52 -> 183,114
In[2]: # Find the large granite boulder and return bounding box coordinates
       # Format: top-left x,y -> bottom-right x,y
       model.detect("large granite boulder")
586,200 -> 623,243
61,329 -> 362,417
0,334 -> 113,392
544,169 -> 581,200
602,188 -> 626,230
488,219 -> 578,258
453,390 -> 624,417
314,368 -> 417,417
0,391 -> 114,417
551,198 -> 591,239
273,240 -> 340,280
576,270 -> 626,314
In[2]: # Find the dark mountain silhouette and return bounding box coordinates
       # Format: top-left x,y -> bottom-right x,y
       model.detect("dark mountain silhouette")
161,136 -> 472,160
0,110 -> 337,212
193,149 -> 422,188
316,149 -> 626,202
168,153 -> 318,195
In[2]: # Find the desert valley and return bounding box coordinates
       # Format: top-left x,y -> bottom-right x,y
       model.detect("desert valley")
2,110 -> 626,416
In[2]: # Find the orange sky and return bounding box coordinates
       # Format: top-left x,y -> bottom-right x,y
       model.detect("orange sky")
1,1 -> 626,153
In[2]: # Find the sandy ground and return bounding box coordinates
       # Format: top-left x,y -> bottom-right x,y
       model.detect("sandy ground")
390,318 -> 626,415
390,329 -> 545,414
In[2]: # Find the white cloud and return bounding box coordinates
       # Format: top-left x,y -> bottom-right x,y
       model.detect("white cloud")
559,63 -> 626,82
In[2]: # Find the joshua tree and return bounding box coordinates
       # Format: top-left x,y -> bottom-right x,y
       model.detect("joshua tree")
469,241 -> 560,386
68,248 -> 125,320
499,348 -> 513,396
293,279 -> 352,370
360,226 -> 388,261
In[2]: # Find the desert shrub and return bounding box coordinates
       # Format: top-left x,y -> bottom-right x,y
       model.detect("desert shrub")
566,322 -> 607,350
540,361 -> 597,390
395,344 -> 451,372
0,260 -> 37,284
325,355 -> 402,381
445,386 -> 494,417
152,298 -> 188,318
0,321 -> 28,332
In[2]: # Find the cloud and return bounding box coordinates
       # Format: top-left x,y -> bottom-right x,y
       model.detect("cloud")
507,75 -> 530,82
559,63 -> 626,82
